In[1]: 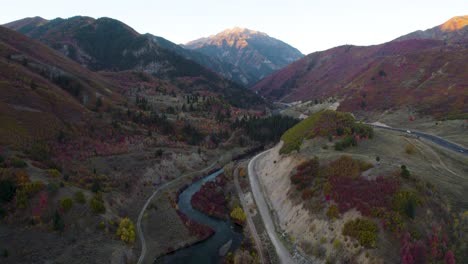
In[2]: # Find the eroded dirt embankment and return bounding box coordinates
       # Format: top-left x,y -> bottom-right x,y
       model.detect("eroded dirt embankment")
255,143 -> 367,263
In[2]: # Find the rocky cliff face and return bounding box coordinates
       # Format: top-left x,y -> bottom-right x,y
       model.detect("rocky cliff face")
185,27 -> 304,85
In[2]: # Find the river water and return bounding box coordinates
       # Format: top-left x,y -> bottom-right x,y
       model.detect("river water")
156,169 -> 244,264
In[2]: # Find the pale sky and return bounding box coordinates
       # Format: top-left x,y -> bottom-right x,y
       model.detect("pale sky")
2,0 -> 467,54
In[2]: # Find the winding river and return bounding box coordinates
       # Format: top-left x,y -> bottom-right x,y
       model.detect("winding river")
156,169 -> 244,264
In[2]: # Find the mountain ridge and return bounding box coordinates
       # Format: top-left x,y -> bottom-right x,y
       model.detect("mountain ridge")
186,27 -> 269,49
440,15 -> 468,32
3,16 -> 49,31
4,17 -> 261,86
394,15 -> 468,43
3,16 -> 264,108
185,27 -> 304,85
252,25 -> 468,118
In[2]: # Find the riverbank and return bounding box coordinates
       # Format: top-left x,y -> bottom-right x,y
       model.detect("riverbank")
191,173 -> 229,220
157,169 -> 243,263
139,145 -> 264,263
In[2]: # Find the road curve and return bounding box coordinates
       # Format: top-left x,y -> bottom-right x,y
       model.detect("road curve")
233,165 -> 266,264
248,147 -> 295,264
137,160 -> 219,264
370,125 -> 468,156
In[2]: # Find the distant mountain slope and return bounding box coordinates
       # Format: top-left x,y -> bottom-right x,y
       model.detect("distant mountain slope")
3,16 -> 48,32
6,16 -> 197,75
185,27 -> 304,85
0,25 -> 120,145
4,16 -> 264,108
394,15 -> 468,43
148,34 -> 254,85
4,17 -> 255,86
252,38 -> 468,118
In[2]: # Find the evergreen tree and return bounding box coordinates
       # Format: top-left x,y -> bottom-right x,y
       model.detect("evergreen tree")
53,210 -> 64,231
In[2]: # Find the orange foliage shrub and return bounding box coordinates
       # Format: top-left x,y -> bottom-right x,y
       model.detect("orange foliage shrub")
302,188 -> 315,200
239,167 -> 246,177
405,144 -> 416,155
326,155 -> 373,179
15,170 -> 30,186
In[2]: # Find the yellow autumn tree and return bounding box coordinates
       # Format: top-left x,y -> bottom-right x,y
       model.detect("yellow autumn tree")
116,217 -> 136,244
230,207 -> 246,222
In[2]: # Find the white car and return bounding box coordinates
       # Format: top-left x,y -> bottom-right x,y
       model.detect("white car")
406,130 -> 411,134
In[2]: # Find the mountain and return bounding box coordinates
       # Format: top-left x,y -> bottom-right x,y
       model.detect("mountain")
185,27 -> 304,85
3,16 -> 263,108
252,38 -> 468,118
4,17 -> 256,87
394,15 -> 468,43
5,16 -> 201,75
147,34 -> 254,85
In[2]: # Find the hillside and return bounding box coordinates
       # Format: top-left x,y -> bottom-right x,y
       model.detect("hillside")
5,16 -> 216,76
252,110 -> 468,263
395,15 -> 468,43
252,37 -> 468,118
0,25 -> 121,145
3,16 -> 263,108
0,25 -> 274,263
185,27 -> 304,85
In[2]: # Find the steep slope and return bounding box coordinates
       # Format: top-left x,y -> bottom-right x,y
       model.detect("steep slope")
7,16 -> 201,75
0,25 -> 120,145
253,118 -> 467,263
4,16 -> 263,108
252,38 -> 468,118
394,15 -> 468,43
185,27 -> 304,85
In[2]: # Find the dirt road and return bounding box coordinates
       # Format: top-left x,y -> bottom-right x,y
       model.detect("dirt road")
233,164 -> 266,264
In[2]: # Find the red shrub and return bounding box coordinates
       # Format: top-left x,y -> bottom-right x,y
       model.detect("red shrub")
177,210 -> 214,240
444,251 -> 456,264
191,174 -> 228,219
290,157 -> 319,190
400,232 -> 427,264
32,191 -> 48,217
329,175 -> 400,216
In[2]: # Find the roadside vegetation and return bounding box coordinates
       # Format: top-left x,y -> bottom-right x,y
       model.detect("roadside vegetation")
230,206 -> 247,225
280,110 -> 373,154
116,217 -> 136,244
232,114 -> 299,144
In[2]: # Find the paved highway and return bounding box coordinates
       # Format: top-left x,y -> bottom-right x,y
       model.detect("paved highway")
248,149 -> 295,264
370,125 -> 467,156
